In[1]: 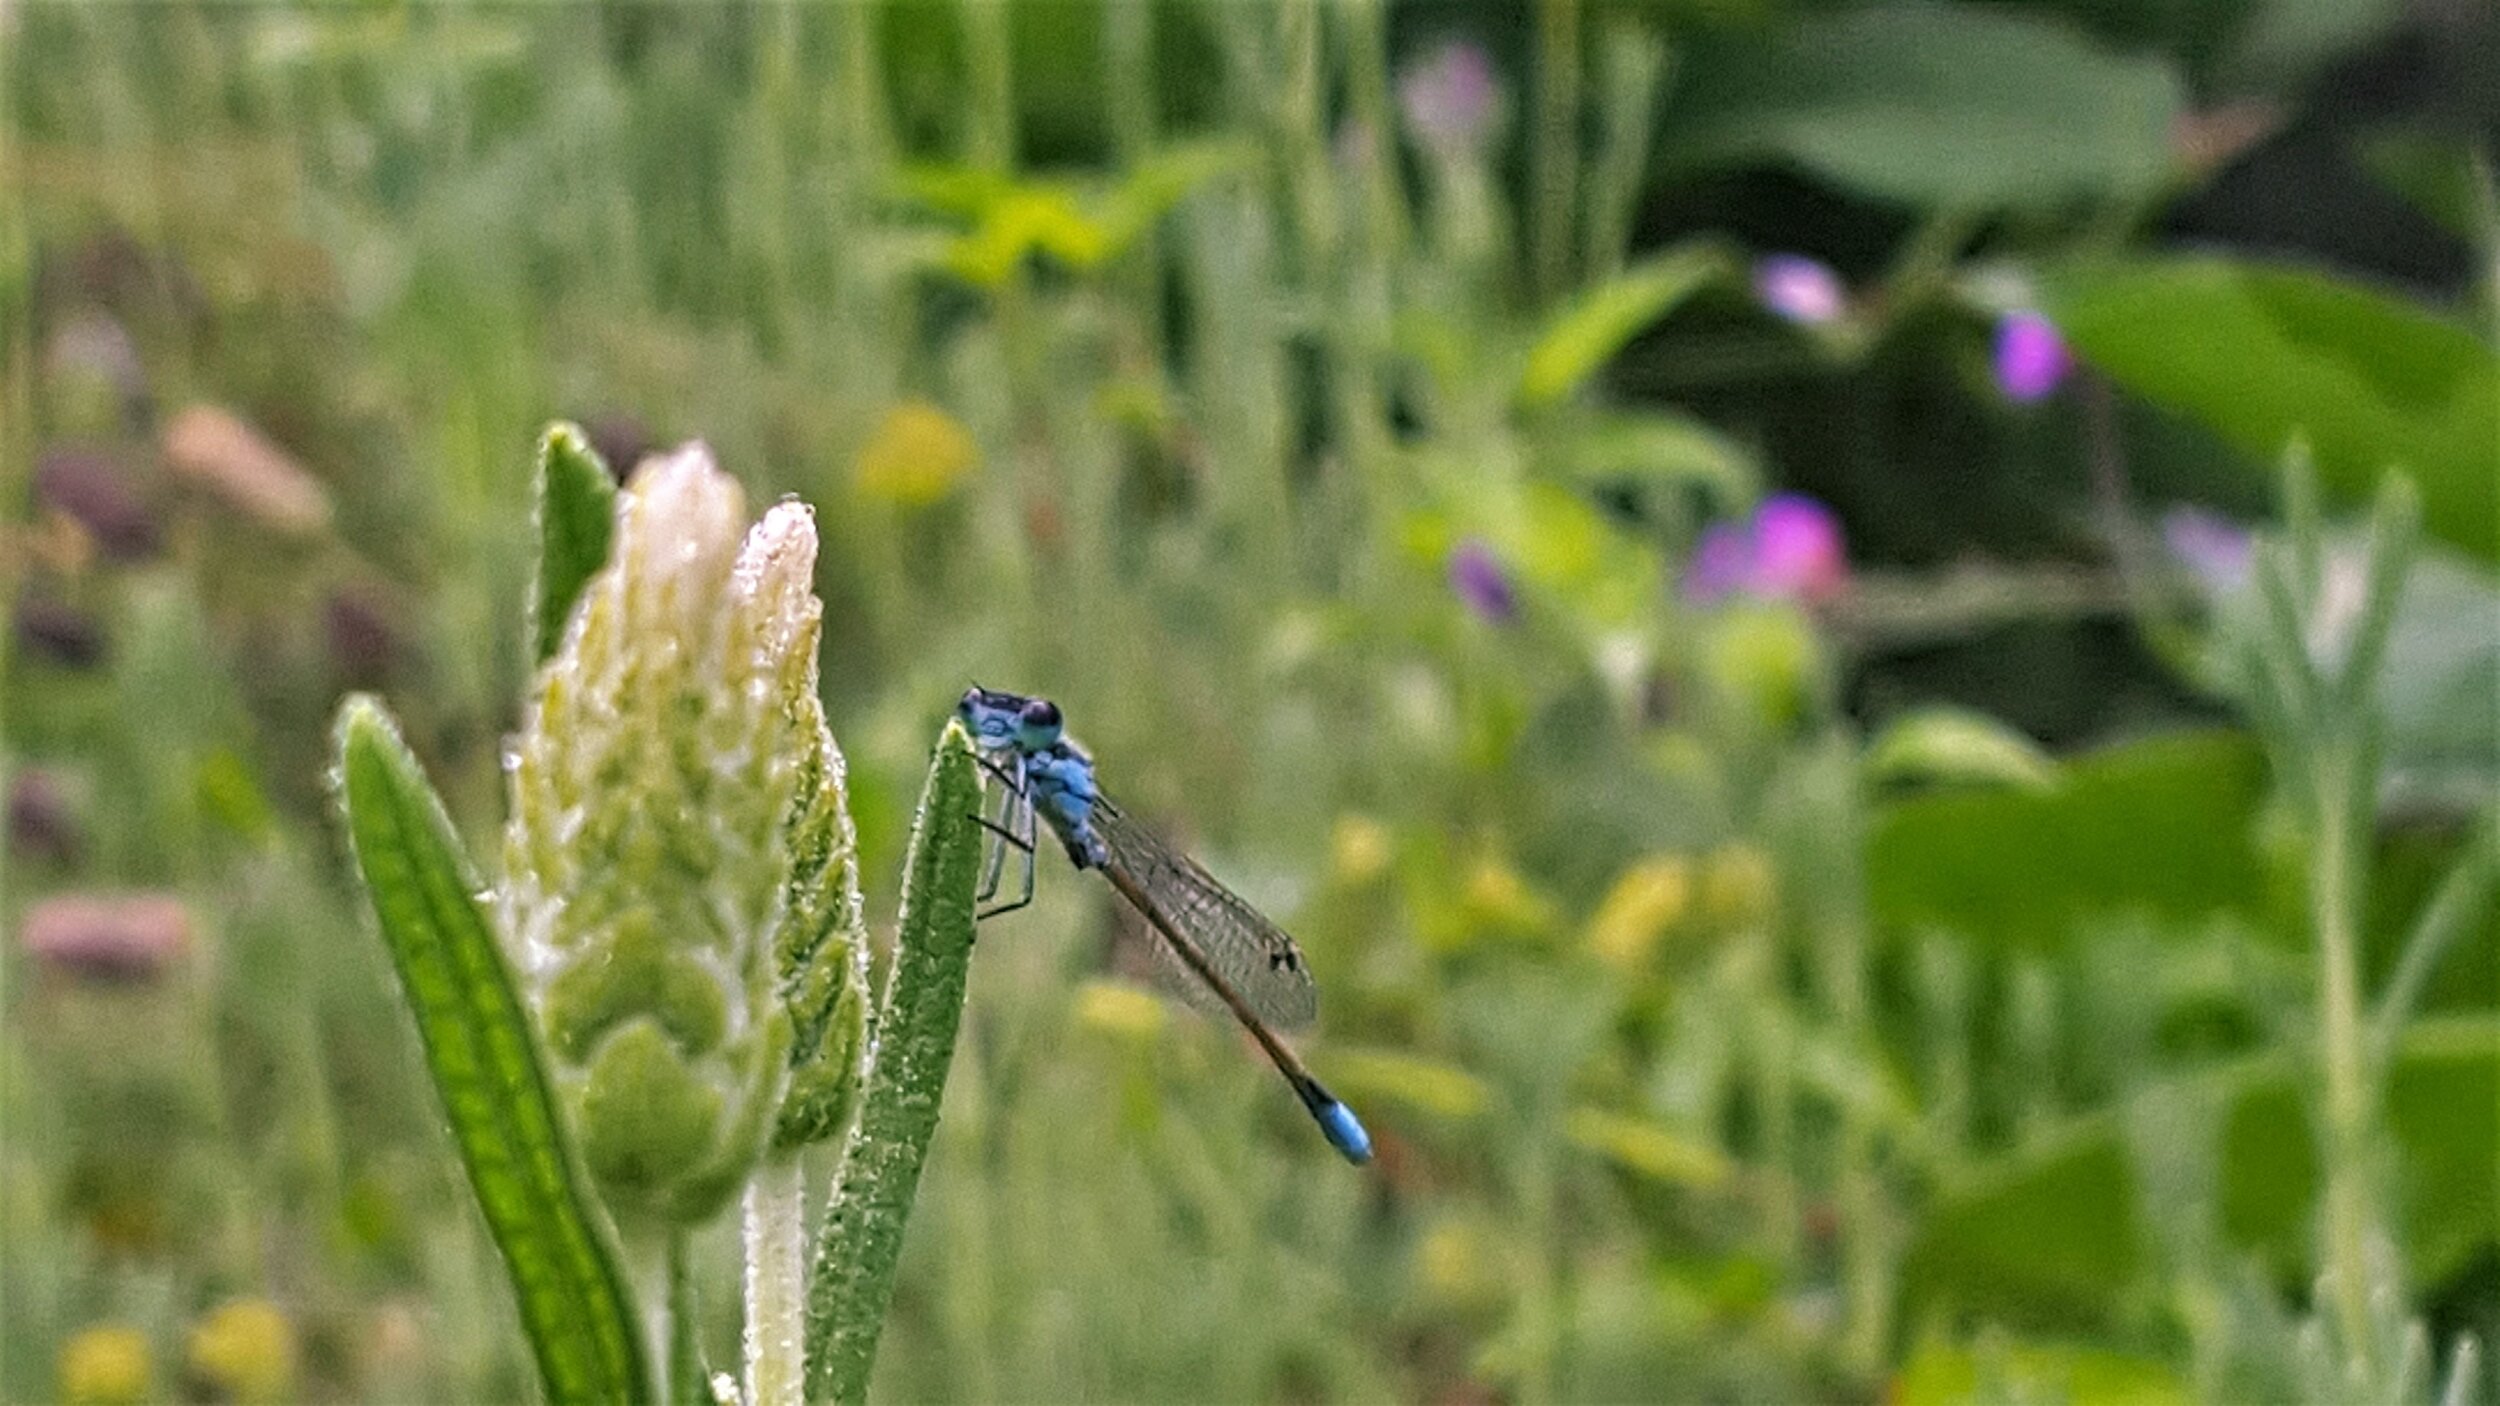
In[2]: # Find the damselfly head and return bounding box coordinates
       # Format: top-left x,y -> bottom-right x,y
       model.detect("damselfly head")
957,685 -> 1029,747
1014,697 -> 1063,749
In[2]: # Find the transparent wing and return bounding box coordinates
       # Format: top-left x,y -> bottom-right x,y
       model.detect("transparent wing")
1090,795 -> 1319,1031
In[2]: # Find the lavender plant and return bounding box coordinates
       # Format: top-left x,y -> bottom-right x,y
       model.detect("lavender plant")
2227,454 -> 2490,1402
333,426 -> 982,1405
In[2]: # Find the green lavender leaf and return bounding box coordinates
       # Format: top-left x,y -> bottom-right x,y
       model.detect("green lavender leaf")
1518,244 -> 1730,408
531,422 -> 619,666
330,695 -> 649,1406
804,721 -> 983,1404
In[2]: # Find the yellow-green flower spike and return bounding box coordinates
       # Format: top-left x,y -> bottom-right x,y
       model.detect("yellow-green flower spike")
503,444 -> 866,1229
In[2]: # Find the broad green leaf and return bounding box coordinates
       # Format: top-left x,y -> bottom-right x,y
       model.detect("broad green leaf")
2223,0 -> 2403,90
2049,258 -> 2500,564
1869,730 -> 2269,951
1865,707 -> 2060,794
1519,246 -> 1730,408
1902,1016 -> 2500,1324
331,696 -> 649,1406
530,422 -> 618,666
804,722 -> 984,1405
1663,2 -> 2183,208
2357,134 -> 2482,242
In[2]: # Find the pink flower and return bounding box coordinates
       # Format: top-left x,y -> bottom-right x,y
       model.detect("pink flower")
1993,311 -> 2072,403
2161,507 -> 2254,595
1753,254 -> 1846,326
1399,42 -> 1500,154
22,893 -> 192,983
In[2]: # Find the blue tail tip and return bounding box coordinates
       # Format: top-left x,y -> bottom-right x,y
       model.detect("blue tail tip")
1317,1098 -> 1374,1165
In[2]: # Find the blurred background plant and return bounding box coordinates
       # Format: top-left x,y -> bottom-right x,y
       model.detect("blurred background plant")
4,0 -> 2496,1401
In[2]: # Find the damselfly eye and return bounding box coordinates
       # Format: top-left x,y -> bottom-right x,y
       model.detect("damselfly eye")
1019,698 -> 1062,738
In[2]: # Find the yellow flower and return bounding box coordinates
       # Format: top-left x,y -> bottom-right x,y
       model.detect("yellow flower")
1461,855 -> 1555,937
1414,1215 -> 1510,1316
853,400 -> 978,507
186,1298 -> 296,1404
1072,979 -> 1167,1043
1329,815 -> 1393,885
59,1325 -> 151,1406
1587,854 -> 1694,974
1701,845 -> 1778,932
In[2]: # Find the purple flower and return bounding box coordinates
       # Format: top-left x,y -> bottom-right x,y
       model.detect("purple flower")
1448,538 -> 1517,623
1993,311 -> 2072,403
1399,42 -> 1499,154
36,446 -> 161,562
1753,254 -> 1846,326
2161,507 -> 2254,595
9,769 -> 82,866
1682,494 -> 1849,606
1683,523 -> 1753,604
17,597 -> 104,668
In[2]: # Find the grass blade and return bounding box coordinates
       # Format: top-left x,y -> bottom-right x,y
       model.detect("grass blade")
532,422 -> 620,666
803,721 -> 983,1404
331,695 -> 650,1405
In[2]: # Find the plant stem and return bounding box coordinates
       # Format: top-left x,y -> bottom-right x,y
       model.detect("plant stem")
2312,744 -> 2379,1369
627,1233 -> 677,1406
1532,0 -> 1582,302
960,0 -> 1015,174
670,1234 -> 708,1406
744,1157 -> 807,1406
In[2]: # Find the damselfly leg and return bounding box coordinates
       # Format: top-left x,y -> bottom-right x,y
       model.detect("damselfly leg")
972,751 -> 1038,920
974,752 -> 1024,903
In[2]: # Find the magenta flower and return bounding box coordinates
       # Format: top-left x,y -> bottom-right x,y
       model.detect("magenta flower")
1399,42 -> 1500,154
1683,494 -> 1848,605
1753,254 -> 1846,326
1448,538 -> 1518,623
1993,311 -> 2072,403
1749,495 -> 1848,601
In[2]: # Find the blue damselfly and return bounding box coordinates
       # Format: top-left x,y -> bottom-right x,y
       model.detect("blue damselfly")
956,687 -> 1372,1165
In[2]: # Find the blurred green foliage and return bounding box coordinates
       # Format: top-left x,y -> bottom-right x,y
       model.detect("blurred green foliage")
4,1 -> 2495,1402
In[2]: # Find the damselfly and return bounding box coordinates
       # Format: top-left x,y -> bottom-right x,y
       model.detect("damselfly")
956,686 -> 1373,1165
